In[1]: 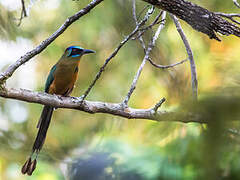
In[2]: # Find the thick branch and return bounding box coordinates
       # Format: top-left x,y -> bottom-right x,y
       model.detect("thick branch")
0,0 -> 104,83
142,0 -> 240,41
0,87 -> 203,123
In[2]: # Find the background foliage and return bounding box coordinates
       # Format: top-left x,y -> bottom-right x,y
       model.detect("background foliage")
0,0 -> 240,179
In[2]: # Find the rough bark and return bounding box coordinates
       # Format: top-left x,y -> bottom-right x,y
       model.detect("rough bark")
142,0 -> 240,41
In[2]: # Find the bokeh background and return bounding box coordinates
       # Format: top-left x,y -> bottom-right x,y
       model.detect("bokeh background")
1,0 -> 240,179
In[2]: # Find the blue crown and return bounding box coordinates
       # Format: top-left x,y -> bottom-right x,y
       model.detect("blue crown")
66,46 -> 83,51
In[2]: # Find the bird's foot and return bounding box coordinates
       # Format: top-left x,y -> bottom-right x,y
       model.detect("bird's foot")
71,95 -> 84,103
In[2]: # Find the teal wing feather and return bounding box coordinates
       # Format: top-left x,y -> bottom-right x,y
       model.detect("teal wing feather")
45,64 -> 57,93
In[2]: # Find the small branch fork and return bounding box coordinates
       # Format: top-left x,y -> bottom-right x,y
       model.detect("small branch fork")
122,10 -> 167,107
81,6 -> 154,101
17,0 -> 28,26
132,2 -> 189,71
125,0 -> 191,109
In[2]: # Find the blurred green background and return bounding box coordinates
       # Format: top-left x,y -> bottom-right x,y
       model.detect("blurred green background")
1,0 -> 240,179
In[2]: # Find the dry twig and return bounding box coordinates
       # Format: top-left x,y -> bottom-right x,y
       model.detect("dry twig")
122,11 -> 167,106
17,0 -> 27,26
171,14 -> 198,100
148,58 -> 189,69
233,0 -> 240,8
81,5 -> 155,101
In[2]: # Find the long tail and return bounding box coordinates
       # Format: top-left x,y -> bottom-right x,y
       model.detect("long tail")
21,106 -> 53,175
33,106 -> 54,152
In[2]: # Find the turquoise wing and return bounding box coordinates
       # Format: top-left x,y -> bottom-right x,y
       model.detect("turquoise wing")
45,64 -> 57,93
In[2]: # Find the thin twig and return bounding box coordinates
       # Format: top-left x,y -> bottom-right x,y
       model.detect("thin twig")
81,5 -> 155,102
233,0 -> 240,8
152,98 -> 166,113
132,2 -> 167,110
171,14 -> 198,100
137,5 -> 151,20
132,13 -> 163,40
215,12 -> 240,25
148,58 -> 189,69
122,11 -> 167,106
81,25 -> 143,101
17,0 -> 28,26
133,2 -> 184,71
132,0 -> 147,50
0,0 -> 104,84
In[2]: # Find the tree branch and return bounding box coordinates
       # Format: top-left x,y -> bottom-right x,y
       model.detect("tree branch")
141,0 -> 240,41
17,0 -> 27,26
0,87 -> 204,123
122,11 -> 167,106
148,58 -> 188,69
171,15 -> 198,100
233,0 -> 240,8
0,0 -> 104,84
81,9 -> 151,102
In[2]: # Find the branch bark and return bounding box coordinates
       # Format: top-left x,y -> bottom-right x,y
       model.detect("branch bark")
0,87 -> 204,123
141,0 -> 240,41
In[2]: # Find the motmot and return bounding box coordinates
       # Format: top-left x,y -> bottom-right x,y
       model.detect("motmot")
21,46 -> 95,175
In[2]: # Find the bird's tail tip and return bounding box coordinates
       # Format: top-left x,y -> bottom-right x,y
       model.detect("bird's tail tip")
21,156 -> 37,176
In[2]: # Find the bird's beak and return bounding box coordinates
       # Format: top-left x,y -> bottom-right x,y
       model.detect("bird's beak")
83,49 -> 95,54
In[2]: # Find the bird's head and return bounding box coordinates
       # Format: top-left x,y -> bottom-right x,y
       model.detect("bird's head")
64,46 -> 95,59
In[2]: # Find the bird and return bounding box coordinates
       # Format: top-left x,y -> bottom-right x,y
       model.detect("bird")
21,46 -> 95,176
